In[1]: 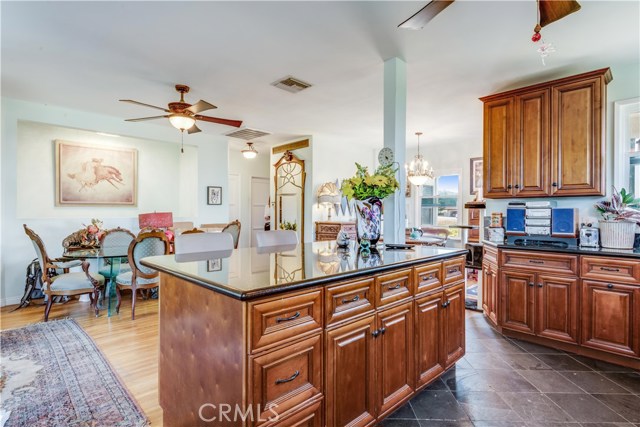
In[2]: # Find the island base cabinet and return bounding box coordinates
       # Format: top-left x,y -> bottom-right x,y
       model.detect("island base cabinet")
325,316 -> 377,427
415,292 -> 445,389
582,280 -> 640,358
443,283 -> 466,368
269,398 -> 323,427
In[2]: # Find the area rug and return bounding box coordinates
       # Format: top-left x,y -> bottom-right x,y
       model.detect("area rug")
0,319 -> 149,427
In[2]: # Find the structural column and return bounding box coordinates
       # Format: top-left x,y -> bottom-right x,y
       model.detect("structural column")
383,57 -> 407,244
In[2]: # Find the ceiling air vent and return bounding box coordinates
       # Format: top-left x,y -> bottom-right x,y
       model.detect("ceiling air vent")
272,76 -> 313,93
224,128 -> 271,140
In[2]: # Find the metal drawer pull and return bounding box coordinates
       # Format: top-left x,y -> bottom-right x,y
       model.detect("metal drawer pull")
528,282 -> 534,287
607,283 -> 614,289
379,327 -> 386,335
442,301 -> 451,308
447,268 -> 458,274
388,283 -> 401,290
372,329 -> 381,338
601,267 -> 620,272
276,311 -> 300,323
342,295 -> 360,304
275,370 -> 300,385
538,283 -> 543,288
528,260 -> 544,264
422,274 -> 434,281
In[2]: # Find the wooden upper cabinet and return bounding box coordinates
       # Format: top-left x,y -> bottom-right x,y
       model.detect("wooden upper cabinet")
481,68 -> 611,199
551,76 -> 606,196
514,89 -> 550,197
483,97 -> 514,198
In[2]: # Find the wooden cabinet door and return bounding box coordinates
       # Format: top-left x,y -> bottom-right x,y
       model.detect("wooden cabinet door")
536,275 -> 579,344
376,302 -> 414,418
325,316 -> 377,427
514,89 -> 550,197
550,76 -> 605,196
582,280 -> 640,358
501,271 -> 536,335
415,292 -> 444,389
483,97 -> 514,198
443,283 -> 466,368
482,261 -> 496,324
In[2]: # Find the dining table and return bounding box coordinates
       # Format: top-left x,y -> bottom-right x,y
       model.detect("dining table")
62,245 -> 130,317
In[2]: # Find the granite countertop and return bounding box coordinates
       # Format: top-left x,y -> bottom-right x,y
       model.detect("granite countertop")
483,240 -> 640,259
141,241 -> 468,300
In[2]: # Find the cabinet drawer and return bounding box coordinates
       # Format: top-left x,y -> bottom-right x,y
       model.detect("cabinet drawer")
375,268 -> 412,307
443,256 -> 465,285
414,262 -> 443,295
250,289 -> 323,353
264,398 -> 323,427
581,256 -> 640,285
325,278 -> 375,326
250,334 -> 323,426
501,250 -> 578,275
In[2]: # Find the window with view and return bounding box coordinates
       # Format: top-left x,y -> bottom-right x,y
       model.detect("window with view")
614,98 -> 640,194
420,174 -> 461,239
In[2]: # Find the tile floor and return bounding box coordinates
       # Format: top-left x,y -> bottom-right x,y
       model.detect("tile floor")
381,311 -> 640,427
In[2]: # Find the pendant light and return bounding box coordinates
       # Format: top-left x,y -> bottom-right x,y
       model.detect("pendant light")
242,142 -> 258,159
406,131 -> 434,186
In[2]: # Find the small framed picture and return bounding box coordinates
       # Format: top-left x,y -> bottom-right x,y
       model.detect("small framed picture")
207,186 -> 222,205
469,157 -> 483,195
207,259 -> 222,272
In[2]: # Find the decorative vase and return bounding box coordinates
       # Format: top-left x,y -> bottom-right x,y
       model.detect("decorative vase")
355,197 -> 382,245
599,220 -> 636,249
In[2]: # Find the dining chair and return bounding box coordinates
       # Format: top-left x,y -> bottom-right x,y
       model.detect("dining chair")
255,230 -> 298,248
222,220 -> 241,249
174,232 -> 234,255
23,224 -> 105,321
181,227 -> 205,235
98,227 -> 135,283
115,230 -> 170,320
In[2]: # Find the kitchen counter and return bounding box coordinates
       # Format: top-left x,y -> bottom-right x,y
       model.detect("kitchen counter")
141,241 -> 468,300
483,240 -> 640,259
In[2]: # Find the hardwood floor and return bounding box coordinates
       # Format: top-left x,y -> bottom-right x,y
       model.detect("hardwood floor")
0,296 -> 163,426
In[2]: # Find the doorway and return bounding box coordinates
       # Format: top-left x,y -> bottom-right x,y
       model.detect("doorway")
251,177 -> 270,247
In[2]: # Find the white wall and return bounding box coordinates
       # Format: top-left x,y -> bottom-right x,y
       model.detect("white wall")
1,98 -> 230,305
228,147 -> 270,248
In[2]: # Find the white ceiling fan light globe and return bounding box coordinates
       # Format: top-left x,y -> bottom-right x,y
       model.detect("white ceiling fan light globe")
242,142 -> 258,159
169,113 -> 196,131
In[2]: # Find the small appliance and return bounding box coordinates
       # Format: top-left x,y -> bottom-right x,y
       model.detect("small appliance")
579,224 -> 600,248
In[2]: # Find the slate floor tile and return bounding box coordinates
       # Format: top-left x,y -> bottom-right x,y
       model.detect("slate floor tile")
482,338 -> 528,354
379,419 -> 421,427
388,403 -> 417,419
592,394 -> 640,423
544,393 -> 627,423
516,370 -> 584,393
410,390 -> 470,421
600,372 -> 640,394
498,392 -> 574,422
559,372 -> 630,394
534,354 -> 594,371
571,356 -> 638,373
466,338 -> 492,353
452,390 -> 521,421
498,353 -> 552,370
462,353 -> 512,370
471,421 -> 528,427
423,378 -> 449,391
579,423 -> 635,427
418,421 -> 474,427
508,339 -> 565,354
445,369 -> 537,393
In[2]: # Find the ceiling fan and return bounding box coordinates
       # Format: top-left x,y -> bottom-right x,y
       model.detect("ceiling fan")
120,84 -> 243,134
398,0 -> 581,30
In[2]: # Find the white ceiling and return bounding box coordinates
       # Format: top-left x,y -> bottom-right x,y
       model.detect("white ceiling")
2,1 -> 639,149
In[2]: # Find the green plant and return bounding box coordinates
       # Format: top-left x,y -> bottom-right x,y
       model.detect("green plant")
341,163 -> 399,201
280,221 -> 297,231
595,187 -> 640,225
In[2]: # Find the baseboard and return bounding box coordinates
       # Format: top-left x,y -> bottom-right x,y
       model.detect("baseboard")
1,296 -> 22,307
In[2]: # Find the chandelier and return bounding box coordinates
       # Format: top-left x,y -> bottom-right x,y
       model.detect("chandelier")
406,132 -> 434,186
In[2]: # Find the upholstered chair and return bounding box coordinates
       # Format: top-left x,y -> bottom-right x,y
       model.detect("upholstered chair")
115,230 -> 170,320
222,220 -> 241,249
98,227 -> 135,291
23,224 -> 105,321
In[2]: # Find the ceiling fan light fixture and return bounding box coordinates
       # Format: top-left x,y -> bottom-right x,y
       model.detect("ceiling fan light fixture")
168,113 -> 196,131
242,142 -> 258,159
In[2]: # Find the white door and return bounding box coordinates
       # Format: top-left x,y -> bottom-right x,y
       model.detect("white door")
251,177 -> 270,247
228,173 -> 240,222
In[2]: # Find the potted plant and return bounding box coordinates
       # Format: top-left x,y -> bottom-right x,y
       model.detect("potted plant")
341,163 -> 399,245
595,188 -> 640,249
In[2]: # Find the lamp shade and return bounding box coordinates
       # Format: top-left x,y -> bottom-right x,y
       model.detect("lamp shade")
317,182 -> 341,204
242,142 -> 258,159
168,113 -> 196,131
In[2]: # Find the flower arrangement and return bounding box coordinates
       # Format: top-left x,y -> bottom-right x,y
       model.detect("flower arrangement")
340,163 -> 399,201
80,218 -> 105,247
595,187 -> 640,226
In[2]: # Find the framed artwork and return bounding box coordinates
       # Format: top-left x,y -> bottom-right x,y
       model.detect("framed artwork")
207,259 -> 222,272
469,157 -> 483,195
207,186 -> 222,205
55,140 -> 137,206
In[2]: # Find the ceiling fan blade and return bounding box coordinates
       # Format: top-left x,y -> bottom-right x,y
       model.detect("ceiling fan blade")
187,124 -> 202,134
119,99 -> 170,112
125,115 -> 169,122
539,0 -> 581,28
186,100 -> 217,114
398,0 -> 454,29
195,115 -> 243,128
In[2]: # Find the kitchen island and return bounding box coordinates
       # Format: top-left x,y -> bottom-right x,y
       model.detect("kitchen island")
142,242 -> 468,427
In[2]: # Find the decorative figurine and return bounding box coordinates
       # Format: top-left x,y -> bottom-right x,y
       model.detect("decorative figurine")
336,229 -> 351,248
